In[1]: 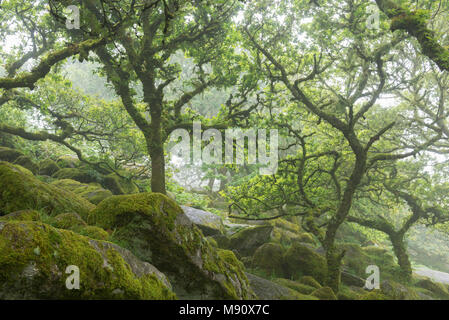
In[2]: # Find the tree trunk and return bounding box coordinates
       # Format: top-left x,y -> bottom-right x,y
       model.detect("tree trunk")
324,245 -> 344,293
146,98 -> 166,194
390,233 -> 412,281
149,141 -> 166,194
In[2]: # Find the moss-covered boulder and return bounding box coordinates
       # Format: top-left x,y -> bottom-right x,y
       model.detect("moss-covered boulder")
359,289 -> 388,300
0,210 -> 40,222
211,234 -> 231,249
13,156 -> 38,174
0,146 -> 23,162
381,280 -> 420,300
296,233 -> 316,245
337,285 -> 362,300
311,287 -> 337,300
298,275 -> 322,289
79,226 -> 110,241
102,174 -> 138,195
0,162 -> 95,218
38,159 -> 60,176
283,243 -> 327,284
88,192 -> 255,299
251,243 -> 285,277
0,220 -> 176,299
180,205 -> 225,236
341,270 -> 365,287
274,278 -> 316,295
51,179 -> 112,205
52,168 -> 98,184
229,226 -> 274,257
56,155 -> 80,169
54,212 -> 87,230
415,278 -> 449,299
245,273 -> 317,300
342,244 -> 399,280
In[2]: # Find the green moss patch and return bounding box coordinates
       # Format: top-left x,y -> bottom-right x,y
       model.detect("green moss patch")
89,192 -> 255,299
0,220 -> 176,299
0,161 -> 95,218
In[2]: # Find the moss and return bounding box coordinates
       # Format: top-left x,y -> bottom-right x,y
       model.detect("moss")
415,278 -> 449,299
0,220 -> 176,299
78,188 -> 113,205
280,289 -> 319,300
102,174 -> 138,195
381,280 -> 420,300
251,243 -> 285,277
0,161 -> 95,218
299,276 -> 322,289
13,156 -> 38,174
50,179 -> 83,190
274,278 -> 316,295
342,244 -> 399,281
51,180 -> 113,205
311,286 -> 337,300
268,218 -> 301,233
389,9 -> 449,71
337,285 -> 361,300
54,212 -> 87,231
0,210 -> 40,222
0,146 -> 23,162
88,192 -> 181,230
229,225 -> 274,257
359,290 -> 388,300
283,243 -> 327,284
89,193 -> 254,299
296,233 -> 316,245
211,234 -> 231,249
52,168 -> 98,184
38,159 -> 60,176
102,174 -> 125,195
206,236 -> 218,247
79,226 -> 110,241
56,155 -> 80,168
202,249 -> 253,299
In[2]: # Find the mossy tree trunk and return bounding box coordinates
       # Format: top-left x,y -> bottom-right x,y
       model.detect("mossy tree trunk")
390,233 -> 412,281
324,246 -> 345,293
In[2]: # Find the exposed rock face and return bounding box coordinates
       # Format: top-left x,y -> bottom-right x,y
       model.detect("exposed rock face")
181,205 -> 225,236
0,220 -> 175,299
88,192 -> 255,300
0,161 -> 95,218
245,273 -> 317,300
229,226 -> 274,257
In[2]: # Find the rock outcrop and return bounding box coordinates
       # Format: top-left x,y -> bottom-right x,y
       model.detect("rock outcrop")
0,220 -> 175,299
88,192 -> 255,299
